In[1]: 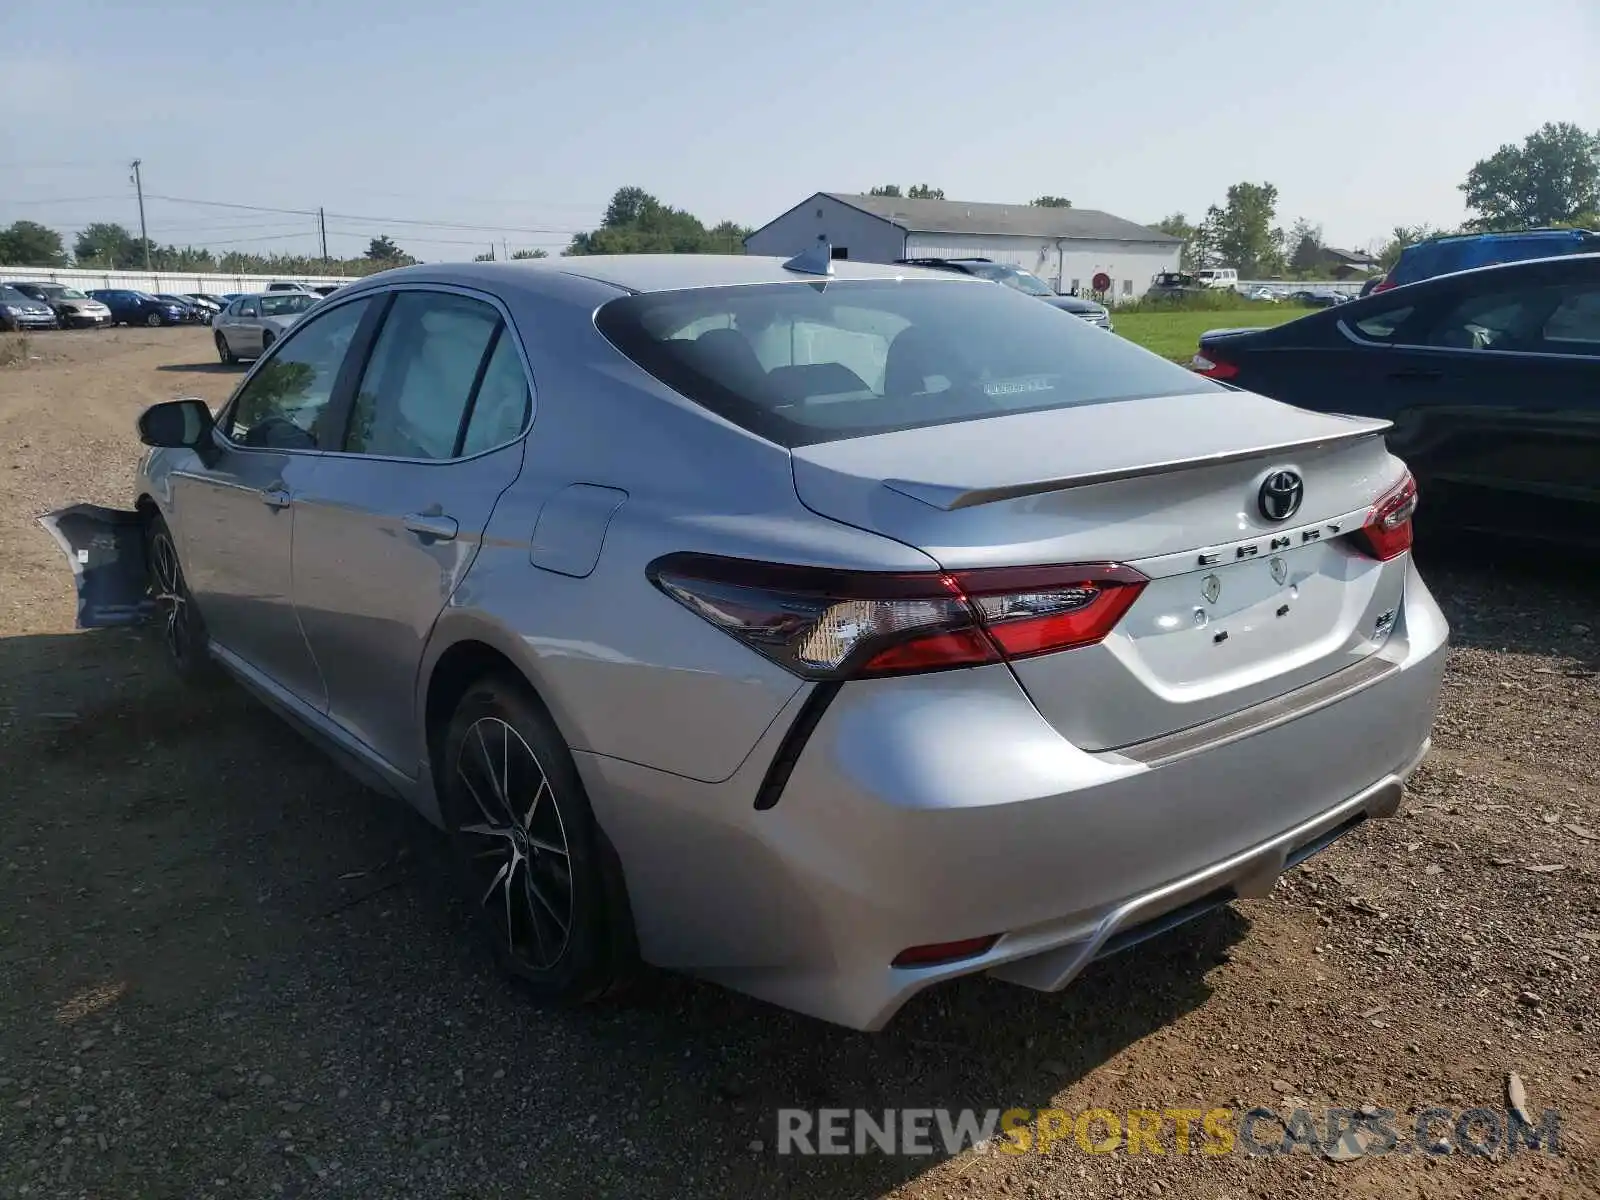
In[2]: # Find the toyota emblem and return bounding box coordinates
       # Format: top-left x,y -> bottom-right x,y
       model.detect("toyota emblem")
1258,470 -> 1304,522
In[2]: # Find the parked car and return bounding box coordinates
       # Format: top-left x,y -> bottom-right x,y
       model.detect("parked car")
0,284 -> 60,331
4,282 -> 112,328
156,294 -> 212,324
211,291 -> 320,362
267,282 -> 318,294
1372,227 -> 1599,294
1146,271 -> 1208,300
181,294 -> 225,317
87,290 -> 189,327
43,256 -> 1447,1031
1245,287 -> 1279,303
1191,253 -> 1600,548
897,257 -> 1113,329
311,284 -> 343,297
1286,289 -> 1344,308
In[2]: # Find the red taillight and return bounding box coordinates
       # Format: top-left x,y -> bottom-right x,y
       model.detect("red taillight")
891,934 -> 1001,968
1353,473 -> 1418,561
1371,277 -> 1396,294
1190,350 -> 1239,379
648,554 -> 1147,680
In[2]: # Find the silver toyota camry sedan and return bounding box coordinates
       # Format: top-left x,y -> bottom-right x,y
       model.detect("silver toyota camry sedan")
44,254 -> 1447,1030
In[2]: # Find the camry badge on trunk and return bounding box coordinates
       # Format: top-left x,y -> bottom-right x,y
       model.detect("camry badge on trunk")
1258,470 -> 1304,522
1270,557 -> 1289,586
1201,574 -> 1222,604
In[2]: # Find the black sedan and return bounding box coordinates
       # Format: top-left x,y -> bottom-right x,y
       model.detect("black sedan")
1191,253 -> 1600,548
86,290 -> 190,327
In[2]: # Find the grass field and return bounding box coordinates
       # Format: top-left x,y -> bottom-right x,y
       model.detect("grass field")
1113,308 -> 1307,361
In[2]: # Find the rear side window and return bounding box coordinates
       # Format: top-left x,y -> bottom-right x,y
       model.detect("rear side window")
595,279 -> 1218,447
1351,306 -> 1414,341
345,291 -> 505,460
1541,287 -> 1600,352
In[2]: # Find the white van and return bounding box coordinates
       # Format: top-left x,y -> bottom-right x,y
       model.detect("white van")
1196,268 -> 1238,289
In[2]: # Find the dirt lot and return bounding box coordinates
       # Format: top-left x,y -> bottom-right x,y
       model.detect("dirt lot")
1,328 -> 1596,1200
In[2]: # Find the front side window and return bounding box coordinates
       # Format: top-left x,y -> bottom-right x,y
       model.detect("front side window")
240,299 -> 260,317
345,291 -> 505,460
223,298 -> 371,450
596,279 -> 1220,447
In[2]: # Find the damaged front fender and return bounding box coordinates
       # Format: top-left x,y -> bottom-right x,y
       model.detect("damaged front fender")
38,504 -> 154,629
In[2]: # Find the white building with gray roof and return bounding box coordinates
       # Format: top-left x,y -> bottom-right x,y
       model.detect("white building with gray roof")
745,192 -> 1184,301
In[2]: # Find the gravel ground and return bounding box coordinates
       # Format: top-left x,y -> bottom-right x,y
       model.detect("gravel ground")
0,328 -> 1595,1199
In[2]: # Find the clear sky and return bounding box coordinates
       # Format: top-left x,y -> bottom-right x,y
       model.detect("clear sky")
2,0 -> 1596,261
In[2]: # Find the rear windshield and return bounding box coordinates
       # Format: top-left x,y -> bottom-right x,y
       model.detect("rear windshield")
595,279 -> 1217,447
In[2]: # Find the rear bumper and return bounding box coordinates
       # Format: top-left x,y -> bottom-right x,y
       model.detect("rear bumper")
578,558 -> 1448,1030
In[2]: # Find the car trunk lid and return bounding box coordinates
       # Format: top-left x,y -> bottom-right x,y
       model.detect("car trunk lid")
790,389 -> 1409,750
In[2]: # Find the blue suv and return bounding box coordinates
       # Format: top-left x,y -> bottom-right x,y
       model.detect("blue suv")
1374,228 -> 1599,293
86,290 -> 190,327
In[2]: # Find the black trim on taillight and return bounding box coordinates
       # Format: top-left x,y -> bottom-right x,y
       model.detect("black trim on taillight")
753,682 -> 841,811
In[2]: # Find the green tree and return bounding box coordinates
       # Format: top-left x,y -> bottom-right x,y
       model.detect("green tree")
473,251 -> 496,262
566,187 -> 741,256
1286,218 -> 1324,274
366,235 -> 407,261
1031,196 -> 1072,208
603,186 -> 657,228
906,184 -> 944,200
509,248 -> 548,260
74,222 -> 139,268
1208,182 -> 1283,277
867,184 -> 903,197
0,220 -> 67,266
1461,122 -> 1600,230
1376,224 -> 1444,271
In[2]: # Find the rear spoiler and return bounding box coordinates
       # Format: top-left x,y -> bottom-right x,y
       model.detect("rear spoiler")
884,418 -> 1393,512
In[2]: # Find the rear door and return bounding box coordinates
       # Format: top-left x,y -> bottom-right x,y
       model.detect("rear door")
1379,271 -> 1600,542
289,286 -> 533,775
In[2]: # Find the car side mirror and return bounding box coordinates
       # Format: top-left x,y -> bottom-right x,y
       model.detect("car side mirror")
138,398 -> 214,450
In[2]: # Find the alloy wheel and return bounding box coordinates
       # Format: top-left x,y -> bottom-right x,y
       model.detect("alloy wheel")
148,529 -> 191,663
453,716 -> 575,971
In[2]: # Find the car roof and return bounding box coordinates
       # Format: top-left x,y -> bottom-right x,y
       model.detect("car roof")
1388,249 -> 1600,291
332,255 -> 973,299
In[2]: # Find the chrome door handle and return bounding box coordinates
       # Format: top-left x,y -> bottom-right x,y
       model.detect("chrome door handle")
260,489 -> 291,509
403,513 -> 459,541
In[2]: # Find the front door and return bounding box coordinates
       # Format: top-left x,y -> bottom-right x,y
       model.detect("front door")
290,287 -> 533,775
176,294 -> 375,706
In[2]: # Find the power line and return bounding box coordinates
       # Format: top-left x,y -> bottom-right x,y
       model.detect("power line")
145,193 -> 317,217
141,191 -> 581,234
0,195 -> 128,206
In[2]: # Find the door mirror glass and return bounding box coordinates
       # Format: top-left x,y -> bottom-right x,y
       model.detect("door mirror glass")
138,398 -> 213,448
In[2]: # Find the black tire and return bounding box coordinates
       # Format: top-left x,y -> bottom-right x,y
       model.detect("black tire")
144,514 -> 212,682
438,676 -> 631,1004
261,330 -> 276,353
215,332 -> 236,364
144,311 -> 163,328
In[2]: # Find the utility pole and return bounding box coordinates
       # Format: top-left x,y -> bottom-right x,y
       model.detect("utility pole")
319,207 -> 328,262
130,159 -> 151,272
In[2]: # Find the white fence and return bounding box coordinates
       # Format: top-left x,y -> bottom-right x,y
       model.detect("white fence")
0,265 -> 355,296
1236,279 -> 1368,298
